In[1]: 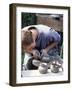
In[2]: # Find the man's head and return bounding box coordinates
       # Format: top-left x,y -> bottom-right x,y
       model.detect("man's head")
22,26 -> 39,52
22,30 -> 36,52
28,26 -> 39,41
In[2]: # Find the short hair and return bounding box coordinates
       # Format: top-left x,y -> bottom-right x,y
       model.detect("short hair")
22,31 -> 33,47
28,26 -> 37,30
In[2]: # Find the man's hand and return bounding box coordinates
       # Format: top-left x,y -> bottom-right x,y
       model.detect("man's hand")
41,49 -> 47,54
41,49 -> 48,57
32,50 -> 40,59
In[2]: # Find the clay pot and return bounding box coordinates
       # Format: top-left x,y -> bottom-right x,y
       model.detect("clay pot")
50,64 -> 59,73
38,63 -> 48,74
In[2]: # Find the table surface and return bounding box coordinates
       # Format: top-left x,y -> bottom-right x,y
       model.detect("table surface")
21,69 -> 63,77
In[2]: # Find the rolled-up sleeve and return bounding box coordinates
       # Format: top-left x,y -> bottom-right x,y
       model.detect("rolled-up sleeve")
49,29 -> 61,43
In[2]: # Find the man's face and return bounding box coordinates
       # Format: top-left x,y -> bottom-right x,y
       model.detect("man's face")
25,41 -> 36,51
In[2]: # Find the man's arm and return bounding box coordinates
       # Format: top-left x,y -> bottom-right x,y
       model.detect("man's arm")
44,42 -> 58,53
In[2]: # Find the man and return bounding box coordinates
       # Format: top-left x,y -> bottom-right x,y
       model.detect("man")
22,24 -> 61,70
